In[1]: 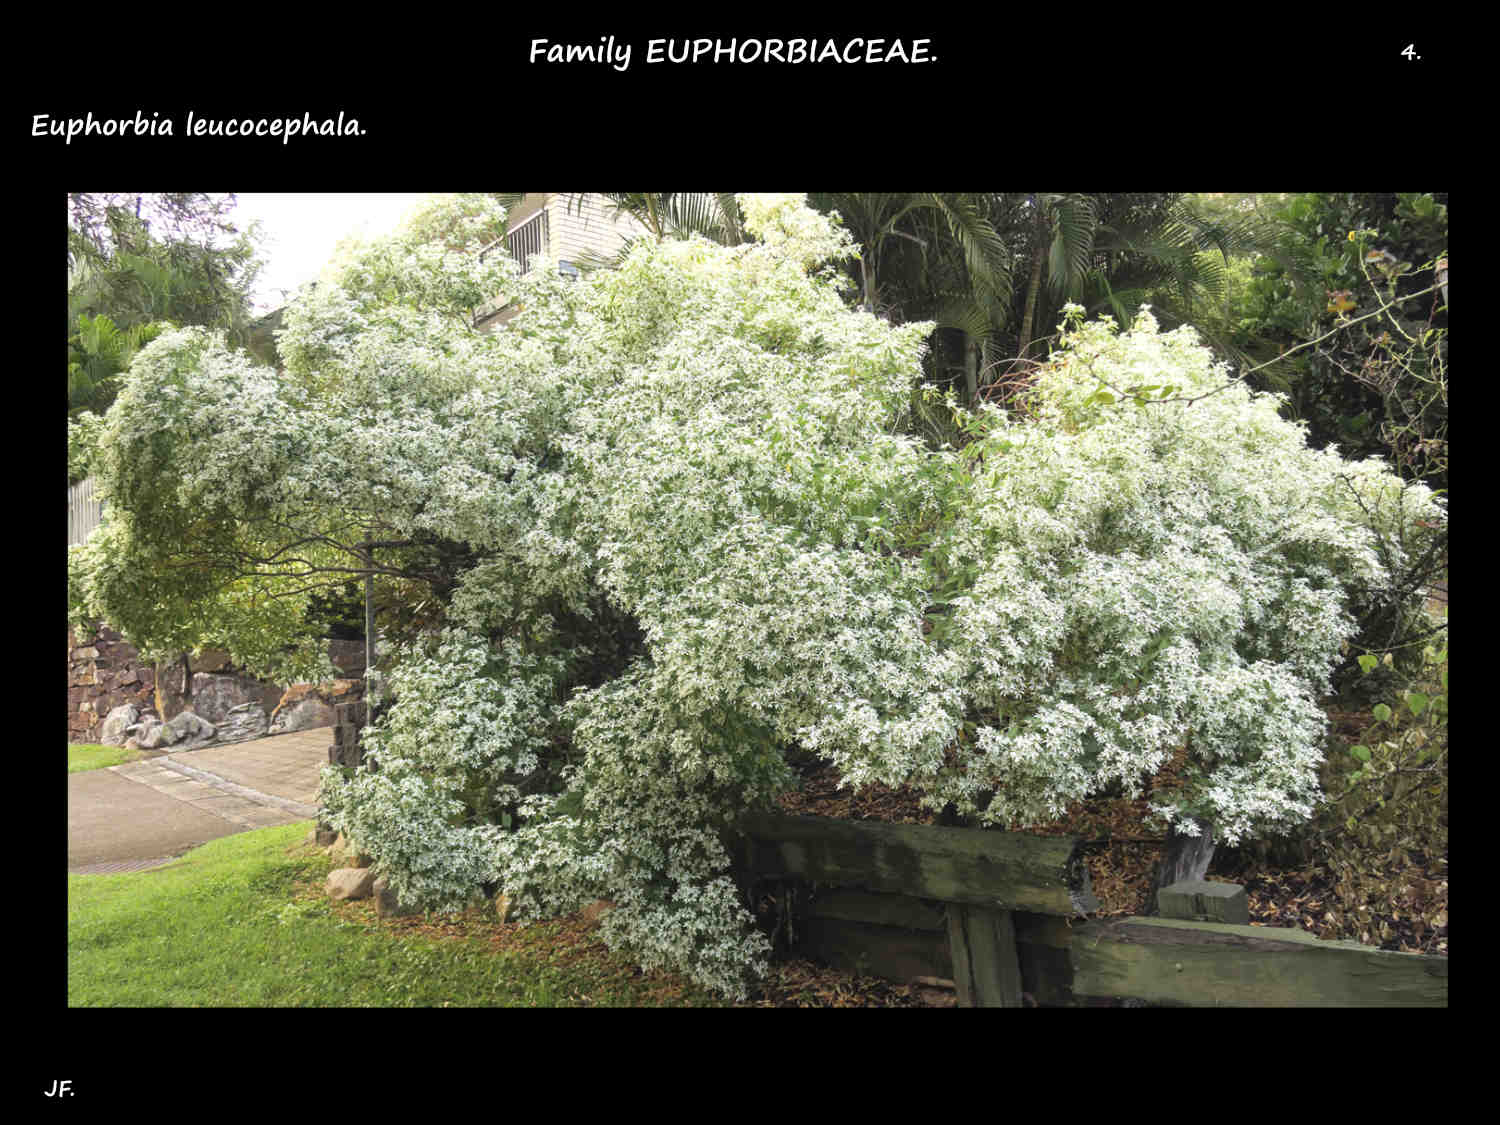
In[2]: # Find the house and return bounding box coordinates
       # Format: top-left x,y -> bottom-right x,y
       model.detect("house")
474,193 -> 648,331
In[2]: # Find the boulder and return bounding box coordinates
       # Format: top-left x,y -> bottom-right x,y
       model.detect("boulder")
165,710 -> 217,749
99,703 -> 140,746
495,893 -> 518,923
268,696 -> 336,735
268,687 -> 338,736
128,715 -> 176,749
213,702 -> 269,745
190,673 -> 280,726
325,867 -> 378,901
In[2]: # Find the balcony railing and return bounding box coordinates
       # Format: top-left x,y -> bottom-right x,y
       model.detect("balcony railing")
504,210 -> 549,275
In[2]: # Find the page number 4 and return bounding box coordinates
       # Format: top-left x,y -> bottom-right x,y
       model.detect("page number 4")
1401,43 -> 1421,60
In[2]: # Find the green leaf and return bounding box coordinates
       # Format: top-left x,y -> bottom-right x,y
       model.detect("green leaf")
1372,703 -> 1392,723
1406,692 -> 1429,717
1357,653 -> 1377,674
1350,744 -> 1371,762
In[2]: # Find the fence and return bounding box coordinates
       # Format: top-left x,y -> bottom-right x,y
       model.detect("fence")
68,476 -> 104,546
731,812 -> 1448,1007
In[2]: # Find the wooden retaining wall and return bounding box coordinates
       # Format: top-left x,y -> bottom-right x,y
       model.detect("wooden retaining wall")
730,812 -> 1447,1007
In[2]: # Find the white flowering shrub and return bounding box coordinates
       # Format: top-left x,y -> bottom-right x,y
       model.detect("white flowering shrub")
71,193 -> 1444,998
933,307 -> 1445,845
318,629 -> 567,910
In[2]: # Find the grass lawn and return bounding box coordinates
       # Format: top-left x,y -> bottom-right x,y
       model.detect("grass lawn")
68,743 -> 143,774
67,821 -> 728,1007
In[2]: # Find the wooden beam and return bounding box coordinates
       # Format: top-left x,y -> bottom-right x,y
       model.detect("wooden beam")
734,812 -> 1098,916
805,887 -> 946,932
1070,917 -> 1448,1007
948,905 -> 1024,1007
1157,880 -> 1249,925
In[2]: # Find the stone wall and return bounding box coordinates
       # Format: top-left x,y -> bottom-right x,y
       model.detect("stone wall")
68,625 -> 157,743
67,623 -> 368,745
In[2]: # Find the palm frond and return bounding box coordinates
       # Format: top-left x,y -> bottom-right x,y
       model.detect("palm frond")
1044,195 -> 1098,298
928,195 -> 1014,325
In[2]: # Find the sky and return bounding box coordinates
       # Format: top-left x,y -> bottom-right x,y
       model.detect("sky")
227,193 -> 431,314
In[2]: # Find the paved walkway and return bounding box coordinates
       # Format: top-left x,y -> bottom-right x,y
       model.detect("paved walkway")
68,727 -> 332,874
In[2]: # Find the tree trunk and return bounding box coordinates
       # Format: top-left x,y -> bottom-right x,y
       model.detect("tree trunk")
1015,204 -> 1049,363
964,335 -> 979,403
1148,821 -> 1217,915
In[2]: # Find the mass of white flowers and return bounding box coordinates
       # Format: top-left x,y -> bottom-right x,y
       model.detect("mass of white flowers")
69,193 -> 1444,998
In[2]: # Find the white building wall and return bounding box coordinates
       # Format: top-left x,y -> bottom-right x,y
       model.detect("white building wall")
476,193 -> 649,331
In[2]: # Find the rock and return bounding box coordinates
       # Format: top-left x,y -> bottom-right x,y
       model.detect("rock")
373,876 -> 420,918
325,868 -> 378,901
123,737 -> 141,750
128,715 -> 176,749
191,649 -> 234,674
268,691 -> 337,736
495,893 -> 518,923
190,673 -> 280,726
312,824 -> 339,846
166,710 -> 216,748
329,833 -> 372,868
213,702 -> 269,745
269,680 -> 364,735
73,646 -> 100,660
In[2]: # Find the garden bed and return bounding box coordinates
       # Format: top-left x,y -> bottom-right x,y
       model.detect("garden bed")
772,707 -> 1448,959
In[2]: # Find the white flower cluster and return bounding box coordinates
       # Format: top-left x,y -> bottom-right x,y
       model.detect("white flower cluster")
927,307 -> 1444,844
73,196 -> 1444,997
319,629 -> 566,910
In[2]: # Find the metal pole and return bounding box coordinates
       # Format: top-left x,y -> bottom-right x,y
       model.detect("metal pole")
362,541 -> 375,680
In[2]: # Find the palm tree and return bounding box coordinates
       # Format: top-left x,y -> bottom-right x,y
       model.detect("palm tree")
962,194 -> 1318,398
559,193 -> 748,269
67,257 -> 166,419
805,194 -> 1015,404
1011,194 -> 1099,365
